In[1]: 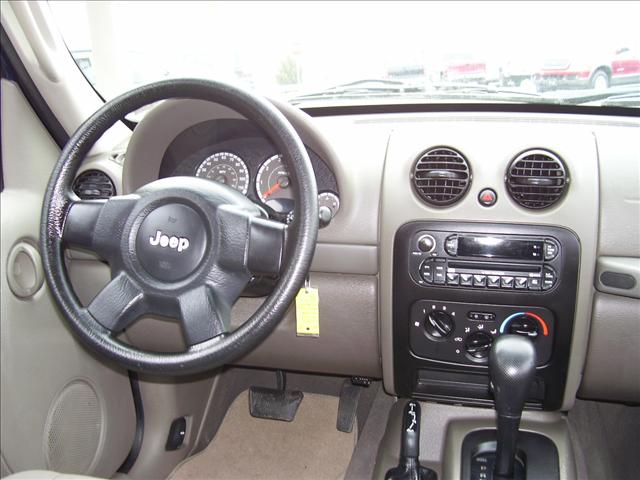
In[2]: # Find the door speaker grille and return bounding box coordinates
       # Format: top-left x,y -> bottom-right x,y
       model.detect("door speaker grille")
44,380 -> 102,474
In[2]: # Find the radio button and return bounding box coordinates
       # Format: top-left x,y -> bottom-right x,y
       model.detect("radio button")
542,267 -> 557,290
419,260 -> 434,283
544,240 -> 559,261
473,274 -> 487,287
445,235 -> 458,256
417,234 -> 436,253
515,277 -> 528,289
446,272 -> 460,285
433,262 -> 446,284
528,277 -> 542,290
500,276 -> 514,288
487,275 -> 501,288
460,273 -> 473,286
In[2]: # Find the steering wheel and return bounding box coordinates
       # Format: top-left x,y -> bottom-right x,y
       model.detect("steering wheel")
40,79 -> 318,375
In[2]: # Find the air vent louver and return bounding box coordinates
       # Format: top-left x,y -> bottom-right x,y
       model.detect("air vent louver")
412,147 -> 471,206
73,170 -> 115,200
506,150 -> 568,209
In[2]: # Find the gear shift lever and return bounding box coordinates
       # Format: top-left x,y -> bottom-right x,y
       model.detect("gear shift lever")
385,401 -> 437,480
489,335 -> 536,478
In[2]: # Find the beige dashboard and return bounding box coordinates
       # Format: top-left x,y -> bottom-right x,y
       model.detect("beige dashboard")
69,102 -> 640,409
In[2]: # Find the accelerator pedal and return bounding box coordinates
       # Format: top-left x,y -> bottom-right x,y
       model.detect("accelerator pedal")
336,377 -> 370,433
249,370 -> 303,422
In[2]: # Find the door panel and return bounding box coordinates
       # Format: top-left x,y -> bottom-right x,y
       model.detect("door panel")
0,79 -> 135,476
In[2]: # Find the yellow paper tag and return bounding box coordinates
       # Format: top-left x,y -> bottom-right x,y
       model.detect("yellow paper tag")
296,287 -> 319,337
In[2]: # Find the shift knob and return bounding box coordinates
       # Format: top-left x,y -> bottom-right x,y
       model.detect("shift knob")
489,335 -> 536,478
489,335 -> 536,418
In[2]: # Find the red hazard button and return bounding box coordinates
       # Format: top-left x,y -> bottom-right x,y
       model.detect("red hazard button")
478,188 -> 497,207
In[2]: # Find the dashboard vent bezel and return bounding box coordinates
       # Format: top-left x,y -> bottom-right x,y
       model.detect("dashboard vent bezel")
411,147 -> 472,207
72,170 -> 116,200
505,149 -> 569,210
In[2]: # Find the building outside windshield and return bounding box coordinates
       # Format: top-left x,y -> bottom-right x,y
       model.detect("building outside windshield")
49,1 -> 640,108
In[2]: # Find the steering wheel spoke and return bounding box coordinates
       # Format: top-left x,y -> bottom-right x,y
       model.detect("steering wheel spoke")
247,217 -> 288,276
86,272 -> 146,332
179,286 -> 230,346
63,195 -> 138,261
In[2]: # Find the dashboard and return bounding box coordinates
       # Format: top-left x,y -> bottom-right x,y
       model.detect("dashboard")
71,100 -> 640,411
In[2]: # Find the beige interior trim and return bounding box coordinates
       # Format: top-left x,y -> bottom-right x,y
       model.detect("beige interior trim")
0,79 -> 135,477
376,114 -> 602,410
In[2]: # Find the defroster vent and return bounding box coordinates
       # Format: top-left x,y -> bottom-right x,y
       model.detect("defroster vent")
412,147 -> 471,206
506,150 -> 568,209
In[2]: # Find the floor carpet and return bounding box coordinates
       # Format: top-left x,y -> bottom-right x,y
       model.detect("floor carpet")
171,390 -> 357,480
568,399 -> 640,480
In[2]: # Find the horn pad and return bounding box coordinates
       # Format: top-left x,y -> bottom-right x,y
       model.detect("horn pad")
135,203 -> 208,282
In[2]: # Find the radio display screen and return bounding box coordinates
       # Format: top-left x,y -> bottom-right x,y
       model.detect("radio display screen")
457,236 -> 543,260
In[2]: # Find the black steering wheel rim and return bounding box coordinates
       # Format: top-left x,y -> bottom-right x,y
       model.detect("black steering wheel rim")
41,79 -> 318,375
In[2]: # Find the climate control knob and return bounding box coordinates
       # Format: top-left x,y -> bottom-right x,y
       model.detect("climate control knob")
424,310 -> 455,340
507,316 -> 540,339
464,331 -> 493,360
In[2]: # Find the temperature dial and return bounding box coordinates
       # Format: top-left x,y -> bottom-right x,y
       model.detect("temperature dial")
507,316 -> 540,339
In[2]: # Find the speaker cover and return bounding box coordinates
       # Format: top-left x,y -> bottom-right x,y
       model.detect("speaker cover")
44,380 -> 103,473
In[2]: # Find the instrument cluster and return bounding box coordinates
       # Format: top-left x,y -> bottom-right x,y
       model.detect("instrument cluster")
163,133 -> 339,224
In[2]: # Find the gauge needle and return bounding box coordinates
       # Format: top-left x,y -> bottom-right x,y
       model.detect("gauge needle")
263,182 -> 281,199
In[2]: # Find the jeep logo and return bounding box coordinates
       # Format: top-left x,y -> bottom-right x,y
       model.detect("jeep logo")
149,230 -> 190,253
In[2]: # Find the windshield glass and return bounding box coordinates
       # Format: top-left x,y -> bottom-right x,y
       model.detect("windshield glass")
49,1 -> 640,108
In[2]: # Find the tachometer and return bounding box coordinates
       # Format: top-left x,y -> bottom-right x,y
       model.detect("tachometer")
255,154 -> 294,213
195,152 -> 249,195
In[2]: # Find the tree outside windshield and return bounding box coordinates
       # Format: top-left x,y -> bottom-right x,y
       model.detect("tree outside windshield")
49,1 -> 640,107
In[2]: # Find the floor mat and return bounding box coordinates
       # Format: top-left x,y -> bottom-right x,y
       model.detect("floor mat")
171,390 -> 357,480
568,399 -> 640,480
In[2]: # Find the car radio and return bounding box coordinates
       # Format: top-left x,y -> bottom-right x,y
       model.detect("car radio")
408,231 -> 561,292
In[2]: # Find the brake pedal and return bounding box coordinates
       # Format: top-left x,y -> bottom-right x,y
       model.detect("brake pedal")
249,370 -> 303,422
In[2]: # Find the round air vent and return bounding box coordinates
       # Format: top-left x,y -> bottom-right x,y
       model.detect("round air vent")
412,147 -> 471,206
73,170 -> 115,200
506,150 -> 568,209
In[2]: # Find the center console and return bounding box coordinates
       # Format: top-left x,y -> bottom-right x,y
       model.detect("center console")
393,221 -> 580,410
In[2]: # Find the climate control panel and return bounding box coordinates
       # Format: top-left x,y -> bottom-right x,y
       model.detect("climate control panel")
409,300 -> 554,366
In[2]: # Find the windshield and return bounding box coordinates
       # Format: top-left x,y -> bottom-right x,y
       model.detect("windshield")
49,1 -> 640,108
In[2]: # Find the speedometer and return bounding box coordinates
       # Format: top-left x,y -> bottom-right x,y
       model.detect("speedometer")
255,154 -> 294,213
195,152 -> 249,195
